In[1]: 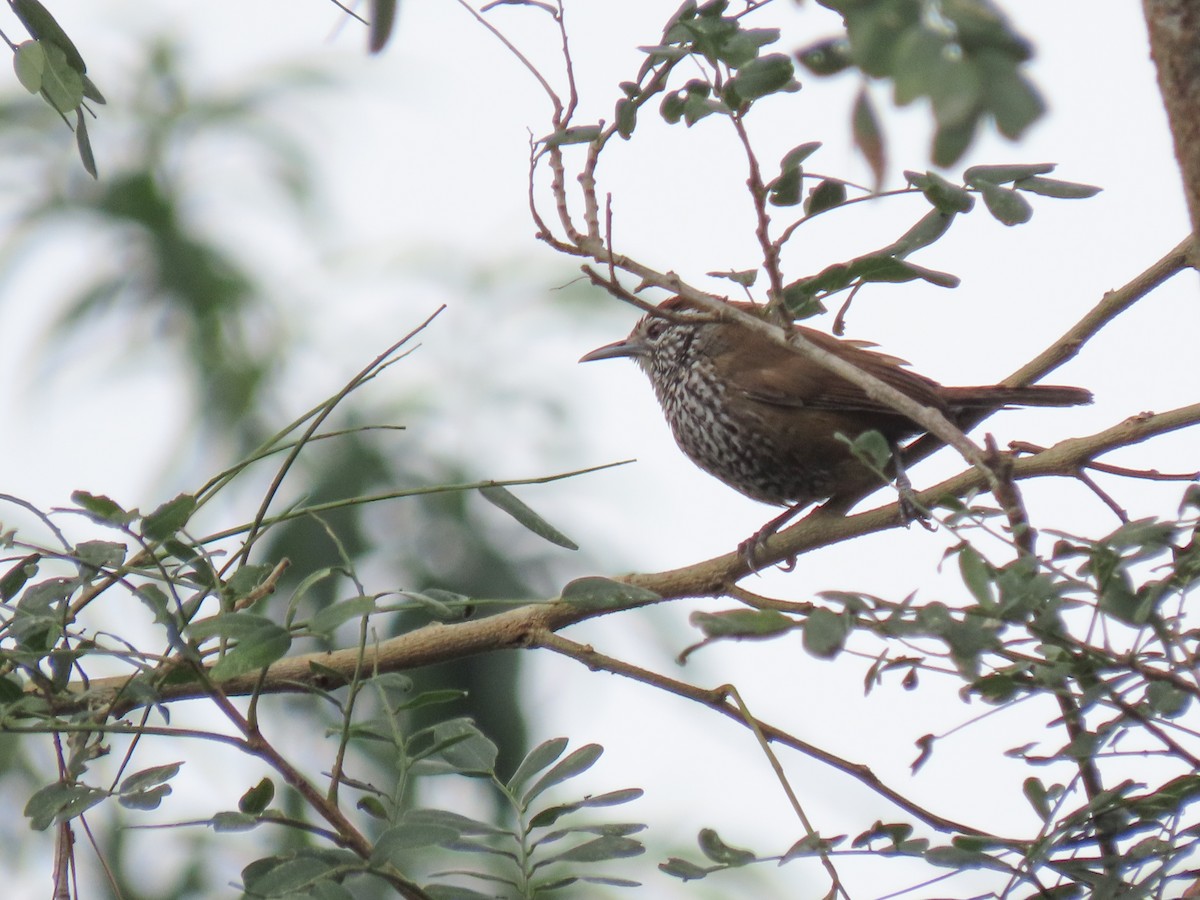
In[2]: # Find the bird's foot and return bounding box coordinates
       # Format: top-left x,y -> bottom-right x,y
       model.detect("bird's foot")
739,504 -> 806,571
895,471 -> 934,530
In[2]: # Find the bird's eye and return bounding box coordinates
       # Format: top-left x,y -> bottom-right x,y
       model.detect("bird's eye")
644,318 -> 669,340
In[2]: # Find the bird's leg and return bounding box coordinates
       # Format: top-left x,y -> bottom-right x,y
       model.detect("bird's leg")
739,503 -> 806,571
891,440 -> 933,529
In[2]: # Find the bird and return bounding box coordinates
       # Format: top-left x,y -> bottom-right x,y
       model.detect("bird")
580,296 -> 1092,543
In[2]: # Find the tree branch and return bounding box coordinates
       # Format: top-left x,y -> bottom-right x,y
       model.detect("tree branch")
1143,0 -> 1200,234
43,403 -> 1200,718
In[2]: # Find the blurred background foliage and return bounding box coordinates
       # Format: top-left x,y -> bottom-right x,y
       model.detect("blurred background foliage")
0,31 -> 609,897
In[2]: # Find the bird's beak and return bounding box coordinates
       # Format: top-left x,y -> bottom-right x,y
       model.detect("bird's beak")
579,337 -> 646,363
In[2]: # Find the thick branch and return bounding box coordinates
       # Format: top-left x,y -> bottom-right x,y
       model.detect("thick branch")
1143,1 -> 1200,234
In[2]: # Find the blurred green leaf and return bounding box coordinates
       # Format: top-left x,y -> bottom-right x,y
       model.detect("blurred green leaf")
479,484 -> 578,550
560,576 -> 659,610
369,0 -> 399,53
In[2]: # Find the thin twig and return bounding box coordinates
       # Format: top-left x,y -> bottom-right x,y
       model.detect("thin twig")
534,630 -> 994,838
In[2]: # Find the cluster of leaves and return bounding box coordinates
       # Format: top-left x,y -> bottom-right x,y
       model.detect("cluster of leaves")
778,161 -> 1099,318
243,711 -> 645,899
0,467 -> 637,897
745,156 -> 1097,320
681,487 -> 1200,895
547,1 -> 1097,326
659,821 -> 996,885
609,0 -> 799,141
6,0 -> 104,175
800,0 -> 1043,167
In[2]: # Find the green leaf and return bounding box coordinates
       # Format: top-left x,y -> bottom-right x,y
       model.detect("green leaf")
717,27 -> 780,68
142,493 -> 197,541
134,584 -> 171,624
239,778 -> 275,815
841,429 -> 891,471
479,484 -> 578,550
12,577 -> 72,650
0,553 -> 41,600
1013,175 -> 1101,199
117,783 -> 171,810
976,180 -> 1032,225
209,632 -> 291,680
13,40 -> 46,93
931,119 -> 977,168
852,88 -> 885,188
0,676 -> 25,704
10,0 -> 87,72
1146,681 -> 1190,718
796,38 -> 852,76
415,719 -> 498,776
371,823 -> 461,863
81,73 -> 104,104
781,832 -> 846,861
707,268 -> 758,287
37,40 -> 83,113
559,576 -> 659,610
421,884 -> 498,900
368,0 -> 398,53
395,688 -> 468,712
1023,776 -> 1051,821
540,835 -> 644,866
523,744 -> 603,805
71,490 -> 136,525
928,55 -> 981,128
924,844 -> 1009,870
192,615 -> 292,680
541,125 -> 602,148
189,611 -> 278,642
25,782 -> 107,830
905,170 -> 975,213
225,563 -> 274,600
802,608 -> 848,658
404,807 -> 508,837
978,52 -> 1044,138
212,811 -> 259,832
853,820 -> 913,849
73,540 -> 126,572
957,546 -> 995,605
890,25 -> 945,105
507,737 -> 569,794
396,588 -> 470,620
357,796 -> 388,819
803,179 -> 847,216
888,209 -> 958,256
119,762 -> 182,796
781,141 -> 822,171
689,608 -> 795,638
767,165 -> 802,206
698,828 -> 756,865
75,108 -> 97,178
529,788 -> 643,827
964,163 -> 1056,186
308,595 -> 378,635
615,97 -> 638,139
659,857 -> 714,880
726,53 -> 798,102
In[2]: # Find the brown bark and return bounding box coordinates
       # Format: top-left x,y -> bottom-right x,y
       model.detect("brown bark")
1143,0 -> 1200,236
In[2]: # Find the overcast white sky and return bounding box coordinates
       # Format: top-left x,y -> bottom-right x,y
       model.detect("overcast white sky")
0,1 -> 1196,897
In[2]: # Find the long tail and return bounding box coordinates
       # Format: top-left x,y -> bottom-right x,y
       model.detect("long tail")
943,384 -> 1093,409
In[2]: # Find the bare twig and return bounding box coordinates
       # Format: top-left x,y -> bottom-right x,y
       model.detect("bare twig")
534,630 -> 993,839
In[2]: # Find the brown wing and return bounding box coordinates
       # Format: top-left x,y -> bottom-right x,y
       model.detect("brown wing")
707,321 -> 951,417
